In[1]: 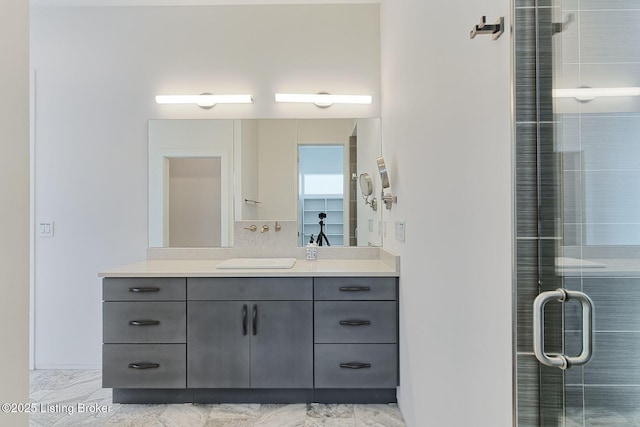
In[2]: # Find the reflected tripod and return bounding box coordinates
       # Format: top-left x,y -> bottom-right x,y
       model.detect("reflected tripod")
317,212 -> 331,246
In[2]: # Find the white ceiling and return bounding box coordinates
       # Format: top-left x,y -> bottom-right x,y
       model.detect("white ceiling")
30,0 -> 379,7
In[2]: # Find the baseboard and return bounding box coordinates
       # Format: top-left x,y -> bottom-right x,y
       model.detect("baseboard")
111,388 -> 396,404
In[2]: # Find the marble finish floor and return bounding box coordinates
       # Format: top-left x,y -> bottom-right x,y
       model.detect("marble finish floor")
29,370 -> 405,426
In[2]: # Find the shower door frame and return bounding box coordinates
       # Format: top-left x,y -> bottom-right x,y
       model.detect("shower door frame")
514,0 -> 640,425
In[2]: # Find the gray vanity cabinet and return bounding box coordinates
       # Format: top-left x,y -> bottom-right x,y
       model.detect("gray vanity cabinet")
102,278 -> 187,389
187,278 -> 313,389
314,277 -> 398,389
102,275 -> 398,403
187,301 -> 250,388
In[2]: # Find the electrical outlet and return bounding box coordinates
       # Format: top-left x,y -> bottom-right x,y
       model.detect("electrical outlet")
395,221 -> 405,242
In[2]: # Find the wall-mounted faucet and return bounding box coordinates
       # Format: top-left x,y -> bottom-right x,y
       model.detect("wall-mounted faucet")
244,225 -> 257,232
261,224 -> 269,233
275,221 -> 281,232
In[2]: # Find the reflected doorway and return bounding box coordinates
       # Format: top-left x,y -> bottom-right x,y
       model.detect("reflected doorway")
168,157 -> 222,247
298,145 -> 346,246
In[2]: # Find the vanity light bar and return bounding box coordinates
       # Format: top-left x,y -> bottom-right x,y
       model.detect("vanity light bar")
275,93 -> 373,106
553,87 -> 640,102
155,94 -> 253,108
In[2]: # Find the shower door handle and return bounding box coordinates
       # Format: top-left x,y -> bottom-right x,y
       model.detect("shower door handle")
533,289 -> 594,370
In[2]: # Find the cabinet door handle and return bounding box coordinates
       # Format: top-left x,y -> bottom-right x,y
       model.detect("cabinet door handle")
129,287 -> 160,293
128,362 -> 160,369
339,320 -> 371,326
339,286 -> 371,292
128,320 -> 160,326
242,304 -> 248,336
340,362 -> 371,369
252,304 -> 258,336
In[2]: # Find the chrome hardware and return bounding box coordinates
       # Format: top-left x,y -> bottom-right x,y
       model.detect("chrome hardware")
533,289 -> 594,369
244,225 -> 257,232
470,16 -> 505,40
261,224 -> 269,233
382,193 -> 397,210
274,221 -> 281,232
376,157 -> 397,210
244,198 -> 262,204
359,173 -> 378,211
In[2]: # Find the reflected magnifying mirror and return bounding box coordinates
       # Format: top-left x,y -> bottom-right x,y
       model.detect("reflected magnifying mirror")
359,173 -> 377,211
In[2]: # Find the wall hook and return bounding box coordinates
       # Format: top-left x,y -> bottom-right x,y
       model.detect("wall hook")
553,13 -> 575,35
470,16 -> 504,40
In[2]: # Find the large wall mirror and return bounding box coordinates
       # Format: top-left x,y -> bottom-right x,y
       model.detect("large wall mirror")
149,118 -> 383,248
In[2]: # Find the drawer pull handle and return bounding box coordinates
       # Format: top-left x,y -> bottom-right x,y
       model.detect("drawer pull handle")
339,320 -> 371,326
339,286 -> 371,292
242,304 -> 248,336
129,287 -> 160,293
340,362 -> 371,369
128,363 -> 160,370
129,320 -> 160,326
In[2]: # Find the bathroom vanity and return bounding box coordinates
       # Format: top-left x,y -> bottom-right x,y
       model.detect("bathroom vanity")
99,257 -> 399,404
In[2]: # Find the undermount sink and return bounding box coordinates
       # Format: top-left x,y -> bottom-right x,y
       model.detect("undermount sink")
215,257 -> 297,269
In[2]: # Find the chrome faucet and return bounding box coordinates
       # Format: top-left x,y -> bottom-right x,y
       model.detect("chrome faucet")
244,225 -> 257,232
261,224 -> 269,233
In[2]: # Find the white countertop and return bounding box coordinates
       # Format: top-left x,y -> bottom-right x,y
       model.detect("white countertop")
99,259 -> 399,278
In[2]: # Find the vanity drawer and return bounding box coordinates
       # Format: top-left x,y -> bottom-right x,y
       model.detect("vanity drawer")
103,278 -> 186,301
102,344 -> 186,389
314,277 -> 397,301
315,301 -> 397,344
188,278 -> 312,301
103,302 -> 186,344
314,344 -> 397,389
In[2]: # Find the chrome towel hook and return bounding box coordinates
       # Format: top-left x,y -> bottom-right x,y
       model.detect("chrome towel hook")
470,16 -> 504,40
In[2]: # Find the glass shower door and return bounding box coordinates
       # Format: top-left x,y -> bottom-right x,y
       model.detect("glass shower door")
536,1 -> 640,425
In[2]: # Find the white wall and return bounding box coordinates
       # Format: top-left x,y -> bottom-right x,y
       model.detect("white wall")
0,0 -> 29,425
380,1 -> 513,426
30,5 -> 380,368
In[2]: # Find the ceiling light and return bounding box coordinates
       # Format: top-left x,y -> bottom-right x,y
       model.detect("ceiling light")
155,93 -> 253,109
553,87 -> 640,102
275,93 -> 372,108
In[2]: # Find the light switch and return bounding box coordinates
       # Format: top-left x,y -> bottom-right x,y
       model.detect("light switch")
38,221 -> 54,237
395,221 -> 405,242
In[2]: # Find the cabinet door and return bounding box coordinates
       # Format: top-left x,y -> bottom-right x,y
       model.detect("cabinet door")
187,301 -> 250,388
250,301 -> 313,388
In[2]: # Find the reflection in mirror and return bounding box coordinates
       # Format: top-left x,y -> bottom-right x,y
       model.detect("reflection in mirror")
298,145 -> 345,246
148,120 -> 234,248
148,118 -> 382,248
169,157 -> 222,247
359,173 -> 378,212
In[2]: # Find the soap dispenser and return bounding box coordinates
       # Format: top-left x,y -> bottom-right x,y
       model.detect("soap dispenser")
306,235 -> 318,261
